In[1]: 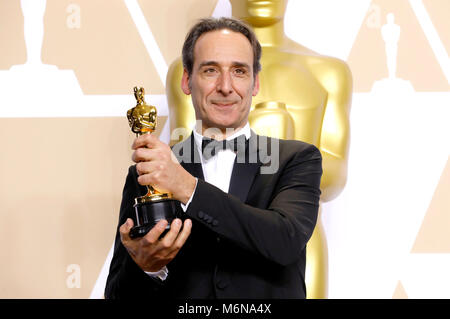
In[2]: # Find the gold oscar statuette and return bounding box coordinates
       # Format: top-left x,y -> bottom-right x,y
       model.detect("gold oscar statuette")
127,86 -> 179,239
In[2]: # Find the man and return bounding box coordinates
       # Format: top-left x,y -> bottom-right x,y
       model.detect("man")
105,17 -> 322,299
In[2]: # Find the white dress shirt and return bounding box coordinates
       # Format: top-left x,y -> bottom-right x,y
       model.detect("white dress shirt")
144,123 -> 251,281
192,122 -> 251,196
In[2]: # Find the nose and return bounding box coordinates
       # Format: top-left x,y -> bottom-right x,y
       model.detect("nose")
216,71 -> 233,95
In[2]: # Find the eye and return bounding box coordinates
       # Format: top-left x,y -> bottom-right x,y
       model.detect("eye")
203,67 -> 217,74
234,68 -> 247,76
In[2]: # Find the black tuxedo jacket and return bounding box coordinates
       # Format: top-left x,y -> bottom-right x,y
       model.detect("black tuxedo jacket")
105,132 -> 322,299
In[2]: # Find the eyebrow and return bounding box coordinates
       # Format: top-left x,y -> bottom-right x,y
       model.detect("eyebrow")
197,61 -> 251,70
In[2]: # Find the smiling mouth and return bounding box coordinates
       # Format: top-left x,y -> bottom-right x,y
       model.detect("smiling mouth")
212,101 -> 237,107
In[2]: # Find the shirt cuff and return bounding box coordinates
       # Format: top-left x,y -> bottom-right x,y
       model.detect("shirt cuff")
144,266 -> 168,281
180,177 -> 198,212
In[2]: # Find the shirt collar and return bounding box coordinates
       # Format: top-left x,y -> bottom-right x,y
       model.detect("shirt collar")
193,122 -> 250,143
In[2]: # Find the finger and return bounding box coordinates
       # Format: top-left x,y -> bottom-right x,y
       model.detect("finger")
167,219 -> 192,258
131,133 -> 151,150
175,219 -> 192,247
135,161 -> 160,176
160,218 -> 183,248
132,148 -> 158,163
119,218 -> 134,243
142,219 -> 168,245
136,170 -> 163,188
132,133 -> 161,150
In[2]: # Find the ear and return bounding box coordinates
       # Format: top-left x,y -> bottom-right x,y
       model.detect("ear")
181,69 -> 191,95
252,73 -> 260,96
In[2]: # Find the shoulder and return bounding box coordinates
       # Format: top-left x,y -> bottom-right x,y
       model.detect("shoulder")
279,39 -> 352,81
257,136 -> 322,180
279,138 -> 322,160
304,55 -> 352,88
257,134 -> 322,161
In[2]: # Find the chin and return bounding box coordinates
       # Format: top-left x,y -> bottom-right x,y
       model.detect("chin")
207,115 -> 238,129
214,122 -> 236,130
208,120 -> 239,131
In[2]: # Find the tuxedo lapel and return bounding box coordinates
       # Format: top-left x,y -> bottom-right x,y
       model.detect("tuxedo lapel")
173,132 -> 271,203
228,131 -> 263,203
172,134 -> 204,181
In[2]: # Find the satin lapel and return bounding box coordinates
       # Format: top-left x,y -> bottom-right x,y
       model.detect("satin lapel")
228,131 -> 263,203
172,134 -> 204,181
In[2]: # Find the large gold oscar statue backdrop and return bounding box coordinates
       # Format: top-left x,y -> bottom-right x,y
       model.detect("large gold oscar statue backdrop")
167,0 -> 352,298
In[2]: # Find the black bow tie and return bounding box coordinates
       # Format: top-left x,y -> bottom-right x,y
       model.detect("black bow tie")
201,135 -> 247,160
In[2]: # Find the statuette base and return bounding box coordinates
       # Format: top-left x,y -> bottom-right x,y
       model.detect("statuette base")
130,198 -> 179,239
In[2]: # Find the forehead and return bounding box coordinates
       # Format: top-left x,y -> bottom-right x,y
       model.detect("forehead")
193,29 -> 253,66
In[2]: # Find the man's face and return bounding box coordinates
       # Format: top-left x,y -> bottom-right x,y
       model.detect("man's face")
181,29 -> 259,134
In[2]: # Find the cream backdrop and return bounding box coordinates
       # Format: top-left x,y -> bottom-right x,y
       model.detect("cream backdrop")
0,0 -> 448,299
